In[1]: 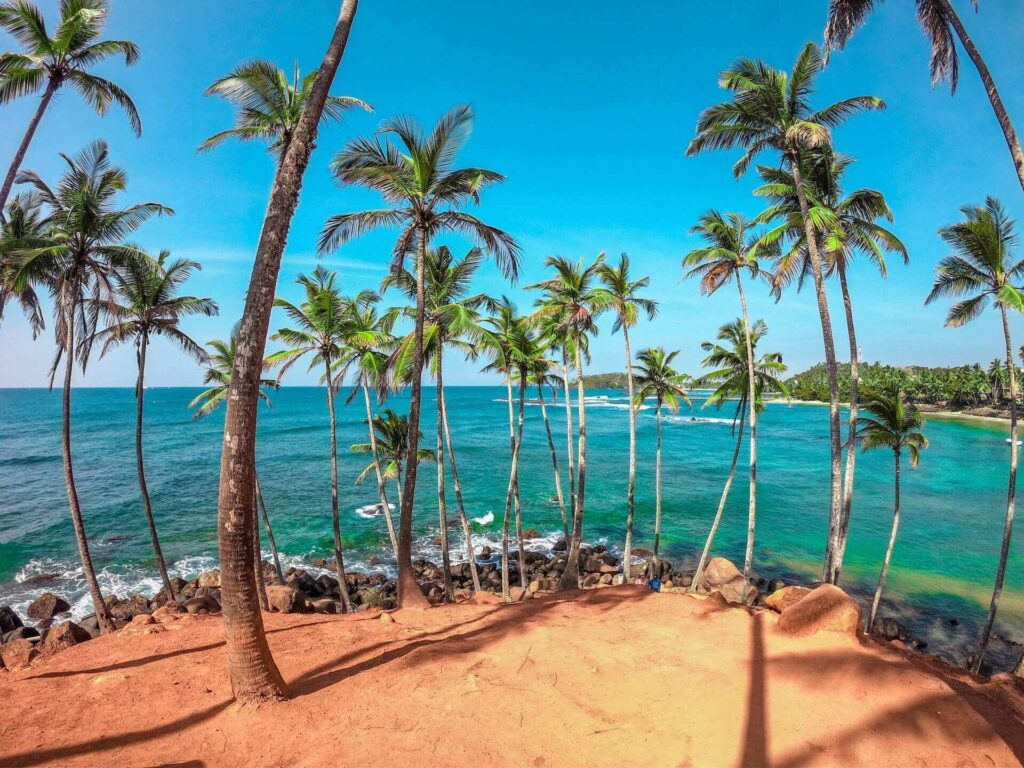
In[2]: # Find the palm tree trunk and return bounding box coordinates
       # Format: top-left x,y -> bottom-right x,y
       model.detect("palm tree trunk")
789,153 -> 843,584
538,383 -> 569,541
135,335 -> 174,599
623,325 -> 637,581
254,473 -> 284,585
0,78 -> 58,219
868,450 -> 901,632
833,260 -> 860,580
61,298 -> 114,634
439,361 -> 481,591
504,375 -> 525,586
559,343 -> 588,590
252,505 -> 269,612
653,400 -> 663,563
435,363 -> 455,602
692,408 -> 746,589
973,305 -> 1019,673
500,373 -> 528,600
324,359 -> 352,613
395,229 -> 431,609
514,374 -> 528,589
362,377 -> 399,560
735,272 -> 758,600
215,0 -> 358,702
563,357 -> 576,525
935,0 -> 1024,192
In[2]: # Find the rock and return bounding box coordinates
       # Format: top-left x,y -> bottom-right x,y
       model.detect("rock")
697,557 -> 747,604
108,594 -> 150,620
0,606 -> 24,634
39,621 -> 92,656
131,613 -> 155,626
509,586 -> 528,602
19,572 -> 62,588
553,538 -> 567,552
316,574 -> 339,596
521,528 -> 542,540
357,587 -> 384,610
197,569 -> 221,589
266,585 -> 306,614
766,578 -> 786,594
78,613 -> 100,637
0,639 -> 36,669
874,616 -> 900,642
583,553 -> 618,573
677,573 -> 694,588
469,590 -> 502,605
764,586 -> 812,613
528,579 -> 542,594
582,573 -> 602,588
379,612 -> 395,624
183,595 -> 220,615
3,626 -> 39,644
151,602 -> 186,623
27,593 -> 70,621
633,548 -> 654,559
311,599 -> 338,614
777,584 -> 862,637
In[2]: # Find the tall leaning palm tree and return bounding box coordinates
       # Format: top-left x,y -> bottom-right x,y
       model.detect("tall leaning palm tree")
206,0 -> 360,702
199,59 -> 370,156
528,255 -> 609,590
823,0 -> 1024,193
11,141 -> 169,636
383,245 -> 490,596
756,149 -> 908,580
855,388 -> 927,633
598,253 -> 658,581
92,251 -> 217,599
632,348 -> 691,566
0,0 -> 140,215
530,364 -> 570,542
268,266 -> 355,613
188,325 -> 284,587
692,319 -> 789,593
925,197 -> 1022,673
685,211 -> 771,599
319,104 -> 520,608
687,42 -> 884,583
0,192 -> 46,334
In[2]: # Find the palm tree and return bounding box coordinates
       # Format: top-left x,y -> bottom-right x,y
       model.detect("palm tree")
0,0 -> 140,215
530,365 -> 570,542
823,0 -> 1024,193
267,266 -> 354,612
188,325 -> 284,586
199,59 -> 370,156
0,192 -> 45,334
632,348 -> 691,566
988,358 -> 1006,403
925,197 -> 1023,673
10,141 -> 169,636
382,245 -> 491,596
855,388 -> 928,633
337,294 -> 400,560
209,0 -> 358,702
319,104 -> 519,608
685,211 -> 772,599
92,251 -> 217,599
598,253 -> 658,581
692,320 -> 789,593
352,408 -> 435,507
527,255 -> 610,590
687,42 -> 885,583
755,148 -> 908,580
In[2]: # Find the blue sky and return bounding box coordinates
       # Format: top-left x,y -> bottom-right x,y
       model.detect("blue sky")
1,0 -> 1023,387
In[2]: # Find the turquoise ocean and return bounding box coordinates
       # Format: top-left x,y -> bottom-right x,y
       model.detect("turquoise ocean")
0,386 -> 1021,669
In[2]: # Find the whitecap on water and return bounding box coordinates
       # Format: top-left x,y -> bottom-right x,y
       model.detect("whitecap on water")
354,502 -> 395,519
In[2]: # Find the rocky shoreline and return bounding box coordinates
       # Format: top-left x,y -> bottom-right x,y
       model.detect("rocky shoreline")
3,536 -> 986,676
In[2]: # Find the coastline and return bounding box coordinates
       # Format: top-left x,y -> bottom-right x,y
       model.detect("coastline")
771,397 -> 1014,425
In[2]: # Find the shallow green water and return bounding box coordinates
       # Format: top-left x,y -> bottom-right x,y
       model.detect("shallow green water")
0,386 -> 1020,668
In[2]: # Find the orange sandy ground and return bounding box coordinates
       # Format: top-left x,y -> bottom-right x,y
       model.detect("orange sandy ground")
1,587 -> 1022,768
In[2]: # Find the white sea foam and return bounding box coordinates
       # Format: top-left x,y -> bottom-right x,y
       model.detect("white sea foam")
472,511 -> 494,526
354,502 -> 395,519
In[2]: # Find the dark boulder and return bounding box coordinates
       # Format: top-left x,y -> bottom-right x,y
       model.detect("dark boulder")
552,538 -> 567,552
3,626 -> 39,643
521,528 -> 542,540
19,572 -> 62,588
875,617 -> 900,642
27,592 -> 70,622
766,578 -> 786,594
478,546 -> 493,560
0,605 -> 24,634
183,595 -> 221,615
39,621 -> 92,656
108,594 -> 151,620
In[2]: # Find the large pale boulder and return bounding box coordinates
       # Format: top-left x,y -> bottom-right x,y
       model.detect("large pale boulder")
266,585 -> 306,614
197,569 -> 221,589
0,638 -> 36,669
777,584 -> 862,637
697,557 -> 747,604
764,585 -> 812,613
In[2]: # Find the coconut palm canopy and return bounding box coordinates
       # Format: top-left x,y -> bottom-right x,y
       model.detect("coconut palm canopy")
188,323 -> 279,420
700,319 -> 790,420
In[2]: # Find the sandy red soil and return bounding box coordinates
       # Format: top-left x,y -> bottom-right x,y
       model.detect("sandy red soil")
1,587 -> 1022,768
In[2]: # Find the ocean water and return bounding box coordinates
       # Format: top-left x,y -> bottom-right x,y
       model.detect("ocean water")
0,386 -> 1021,669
